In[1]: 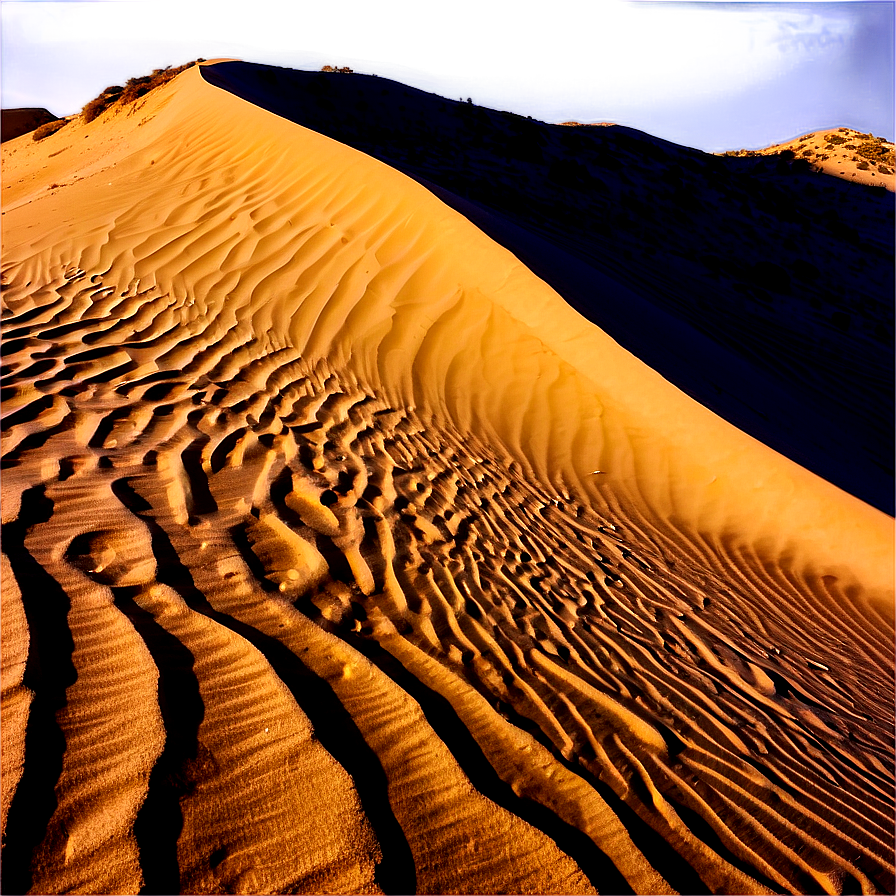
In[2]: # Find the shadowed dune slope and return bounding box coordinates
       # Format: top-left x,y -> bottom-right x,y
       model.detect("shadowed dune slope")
1,62 -> 894,894
199,61 -> 895,515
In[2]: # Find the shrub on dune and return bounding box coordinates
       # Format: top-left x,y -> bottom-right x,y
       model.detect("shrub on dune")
32,119 -> 68,141
79,60 -> 204,123
81,94 -> 116,123
855,139 -> 895,167
81,86 -> 123,122
119,75 -> 154,105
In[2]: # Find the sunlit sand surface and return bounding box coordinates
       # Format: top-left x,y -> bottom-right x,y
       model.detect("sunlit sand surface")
1,62 -> 893,894
200,62 -> 895,516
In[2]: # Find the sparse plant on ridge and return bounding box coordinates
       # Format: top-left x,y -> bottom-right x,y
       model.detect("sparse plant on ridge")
32,119 -> 68,141
81,86 -> 124,123
79,60 -> 204,123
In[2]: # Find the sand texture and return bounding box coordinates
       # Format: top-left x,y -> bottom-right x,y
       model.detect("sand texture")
200,63 -> 895,516
1,63 -> 894,895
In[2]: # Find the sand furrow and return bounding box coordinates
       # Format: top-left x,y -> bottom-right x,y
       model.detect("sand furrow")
1,481 -> 165,894
0,551 -> 32,845
124,476 -> 595,894
1,61 -> 892,894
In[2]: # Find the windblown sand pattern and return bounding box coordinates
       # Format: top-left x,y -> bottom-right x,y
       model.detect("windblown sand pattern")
200,62 -> 895,515
2,63 -> 894,894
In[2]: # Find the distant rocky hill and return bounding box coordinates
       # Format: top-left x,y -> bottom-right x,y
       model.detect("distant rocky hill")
1,108 -> 58,143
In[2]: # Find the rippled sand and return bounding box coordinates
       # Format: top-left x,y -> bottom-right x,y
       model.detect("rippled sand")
1,62 -> 893,894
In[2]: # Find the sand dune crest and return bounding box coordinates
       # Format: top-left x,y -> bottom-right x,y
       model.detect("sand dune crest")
1,62 -> 893,894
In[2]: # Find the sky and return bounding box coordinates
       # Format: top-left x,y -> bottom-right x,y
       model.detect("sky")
1,0 -> 893,152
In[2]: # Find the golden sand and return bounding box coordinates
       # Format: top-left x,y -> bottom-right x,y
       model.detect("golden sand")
1,63 -> 893,894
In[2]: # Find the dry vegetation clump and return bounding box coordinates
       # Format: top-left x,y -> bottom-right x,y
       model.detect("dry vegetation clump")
80,60 -> 205,123
81,86 -> 124,123
32,119 -> 68,141
719,148 -> 758,158
824,131 -> 895,167
321,65 -> 354,73
853,137 -> 895,167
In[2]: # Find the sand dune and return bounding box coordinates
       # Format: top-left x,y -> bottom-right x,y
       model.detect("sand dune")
721,128 -> 896,191
1,62 -> 894,894
199,62 -> 895,515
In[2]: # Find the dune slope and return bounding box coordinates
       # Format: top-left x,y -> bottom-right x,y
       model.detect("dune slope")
1,63 -> 894,894
200,62 -> 895,515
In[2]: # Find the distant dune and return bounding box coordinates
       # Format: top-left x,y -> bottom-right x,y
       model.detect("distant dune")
720,127 -> 896,191
1,108 -> 59,143
1,61 -> 893,895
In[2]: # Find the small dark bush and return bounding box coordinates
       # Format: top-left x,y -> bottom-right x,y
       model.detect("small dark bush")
120,75 -> 153,104
33,119 -> 67,141
854,137 -> 895,166
81,92 -> 119,123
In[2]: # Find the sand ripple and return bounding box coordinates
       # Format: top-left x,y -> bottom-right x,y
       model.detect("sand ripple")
1,63 -> 893,894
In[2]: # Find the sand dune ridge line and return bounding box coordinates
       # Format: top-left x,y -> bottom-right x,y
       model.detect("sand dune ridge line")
1,61 -> 893,894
